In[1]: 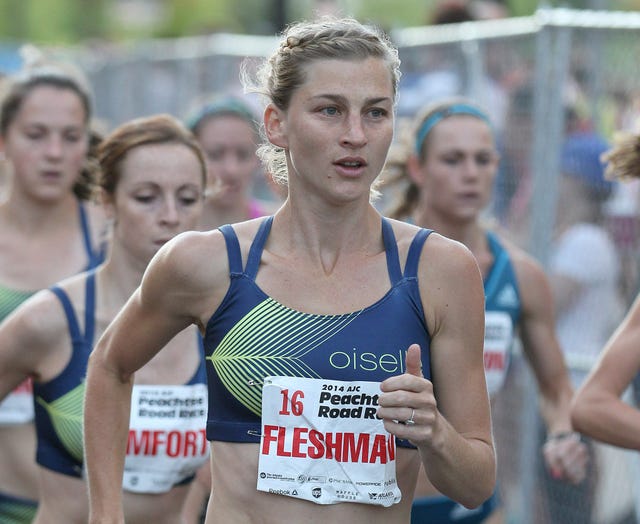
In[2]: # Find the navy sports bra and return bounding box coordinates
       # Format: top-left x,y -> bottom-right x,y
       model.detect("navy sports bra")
33,272 -> 206,478
203,216 -> 433,448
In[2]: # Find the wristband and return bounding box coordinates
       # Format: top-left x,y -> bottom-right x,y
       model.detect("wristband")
546,431 -> 578,442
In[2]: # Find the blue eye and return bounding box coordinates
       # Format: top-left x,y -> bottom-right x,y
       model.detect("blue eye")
321,107 -> 339,116
369,108 -> 387,118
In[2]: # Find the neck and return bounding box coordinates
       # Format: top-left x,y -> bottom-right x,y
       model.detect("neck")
98,246 -> 148,312
274,202 -> 382,276
1,191 -> 79,233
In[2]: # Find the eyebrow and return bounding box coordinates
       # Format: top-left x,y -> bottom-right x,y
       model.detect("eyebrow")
310,94 -> 393,105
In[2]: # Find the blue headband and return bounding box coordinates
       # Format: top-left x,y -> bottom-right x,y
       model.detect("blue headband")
414,103 -> 492,154
186,97 -> 257,132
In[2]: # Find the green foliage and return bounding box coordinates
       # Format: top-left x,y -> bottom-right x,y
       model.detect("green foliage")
352,0 -> 435,29
157,0 -> 233,37
0,0 -> 634,44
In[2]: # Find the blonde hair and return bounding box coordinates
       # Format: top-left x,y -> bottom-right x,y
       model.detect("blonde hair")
245,17 -> 401,190
602,131 -> 640,181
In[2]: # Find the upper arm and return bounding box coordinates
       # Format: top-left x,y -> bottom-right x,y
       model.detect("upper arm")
419,233 -> 490,437
90,230 -> 229,381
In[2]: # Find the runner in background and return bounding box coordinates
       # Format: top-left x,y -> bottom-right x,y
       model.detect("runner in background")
384,97 -> 588,524
0,54 -> 106,523
186,93 -> 282,231
0,114 -> 208,523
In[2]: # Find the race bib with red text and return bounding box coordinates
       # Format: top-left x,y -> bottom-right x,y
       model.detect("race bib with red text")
258,376 -> 401,506
123,384 -> 209,493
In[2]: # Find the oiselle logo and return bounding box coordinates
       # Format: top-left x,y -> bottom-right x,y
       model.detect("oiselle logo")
328,348 -> 406,373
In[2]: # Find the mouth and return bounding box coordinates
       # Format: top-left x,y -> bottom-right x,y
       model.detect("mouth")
40,170 -> 62,179
456,192 -> 484,205
333,158 -> 367,176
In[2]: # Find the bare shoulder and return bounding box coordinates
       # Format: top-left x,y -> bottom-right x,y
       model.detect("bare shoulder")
144,229 -> 229,297
152,220 -> 266,283
0,284 -> 76,374
383,218 -> 480,279
139,222 -> 264,321
11,288 -> 67,336
422,231 -> 482,277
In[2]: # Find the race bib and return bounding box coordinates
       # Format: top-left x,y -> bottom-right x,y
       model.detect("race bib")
483,311 -> 514,397
258,376 -> 401,507
123,384 -> 209,494
0,379 -> 34,425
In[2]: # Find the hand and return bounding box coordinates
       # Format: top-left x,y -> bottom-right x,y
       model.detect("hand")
543,432 -> 589,484
377,344 -> 438,447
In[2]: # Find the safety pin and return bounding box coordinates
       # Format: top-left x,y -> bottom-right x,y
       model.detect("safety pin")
247,377 -> 273,387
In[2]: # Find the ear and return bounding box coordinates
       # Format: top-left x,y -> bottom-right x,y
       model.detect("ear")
406,153 -> 425,188
264,103 -> 288,149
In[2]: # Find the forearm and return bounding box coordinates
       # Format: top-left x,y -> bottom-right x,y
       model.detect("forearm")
84,352 -> 133,523
572,391 -> 640,450
420,413 -> 496,508
538,379 -> 575,435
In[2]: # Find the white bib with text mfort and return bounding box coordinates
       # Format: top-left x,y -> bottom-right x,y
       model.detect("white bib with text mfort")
258,376 -> 401,507
123,383 -> 209,494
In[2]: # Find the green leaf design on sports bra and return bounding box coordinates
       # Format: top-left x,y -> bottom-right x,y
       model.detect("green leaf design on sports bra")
208,298 -> 361,416
36,383 -> 85,463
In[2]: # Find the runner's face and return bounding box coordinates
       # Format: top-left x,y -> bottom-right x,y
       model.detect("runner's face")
416,116 -> 498,223
107,142 -> 204,264
267,57 -> 395,205
196,115 -> 258,208
1,86 -> 88,202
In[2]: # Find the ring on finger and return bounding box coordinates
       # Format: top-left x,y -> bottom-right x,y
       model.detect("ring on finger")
405,408 -> 416,426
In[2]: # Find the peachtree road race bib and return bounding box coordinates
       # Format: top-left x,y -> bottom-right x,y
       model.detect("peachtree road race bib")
258,376 -> 401,507
123,384 -> 209,494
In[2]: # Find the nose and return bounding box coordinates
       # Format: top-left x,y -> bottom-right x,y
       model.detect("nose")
220,153 -> 244,178
340,113 -> 367,148
44,134 -> 64,159
462,157 -> 481,180
159,195 -> 180,226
